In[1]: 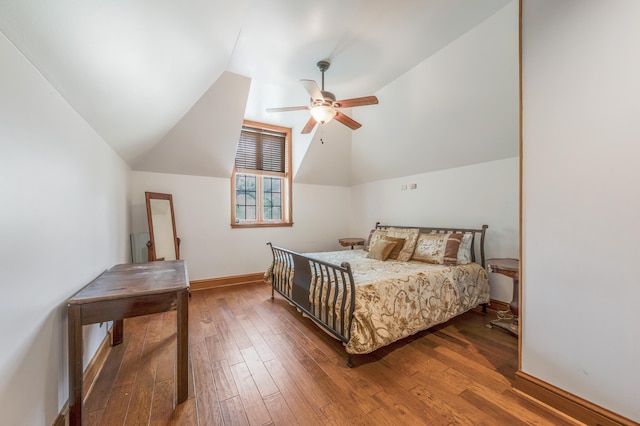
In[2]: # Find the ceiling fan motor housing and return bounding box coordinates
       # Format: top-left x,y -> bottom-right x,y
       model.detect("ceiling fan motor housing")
317,60 -> 330,73
313,90 -> 336,106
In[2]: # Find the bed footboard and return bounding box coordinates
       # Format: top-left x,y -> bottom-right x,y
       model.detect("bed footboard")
266,242 -> 357,366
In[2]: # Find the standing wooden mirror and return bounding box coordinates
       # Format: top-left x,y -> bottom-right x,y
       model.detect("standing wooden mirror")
145,192 -> 180,261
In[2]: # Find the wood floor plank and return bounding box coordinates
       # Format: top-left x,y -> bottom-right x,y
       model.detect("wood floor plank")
82,334 -> 129,414
148,378 -> 175,425
262,357 -> 327,426
263,392 -> 298,426
210,358 -> 239,401
409,382 -> 495,426
215,321 -> 245,366
219,395 -> 250,425
229,361 -> 272,425
191,340 -> 224,425
265,332 -> 332,410
111,316 -> 150,388
83,284 -> 583,425
124,315 -> 163,424
96,383 -> 133,425
240,346 -> 279,398
460,387 -> 529,426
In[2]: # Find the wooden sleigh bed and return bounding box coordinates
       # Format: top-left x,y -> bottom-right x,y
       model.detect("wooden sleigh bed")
265,223 -> 490,367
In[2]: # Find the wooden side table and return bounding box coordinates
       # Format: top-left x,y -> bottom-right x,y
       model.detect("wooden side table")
339,238 -> 365,249
486,258 -> 519,336
67,260 -> 190,425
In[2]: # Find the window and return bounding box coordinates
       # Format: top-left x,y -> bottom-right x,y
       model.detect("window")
231,120 -> 292,228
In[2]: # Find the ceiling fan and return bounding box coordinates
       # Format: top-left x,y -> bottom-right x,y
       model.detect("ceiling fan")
266,60 -> 379,134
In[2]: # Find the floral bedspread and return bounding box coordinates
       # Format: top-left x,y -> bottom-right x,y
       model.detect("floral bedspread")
267,249 -> 490,354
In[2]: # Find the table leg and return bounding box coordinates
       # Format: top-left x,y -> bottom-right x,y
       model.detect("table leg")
176,288 -> 189,404
510,277 -> 519,327
112,319 -> 123,345
68,304 -> 83,426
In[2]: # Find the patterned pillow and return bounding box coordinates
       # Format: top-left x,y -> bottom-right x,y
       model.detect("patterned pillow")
365,229 -> 387,251
457,233 -> 473,264
366,239 -> 397,261
413,233 -> 464,265
430,231 -> 474,264
383,236 -> 406,260
385,227 -> 419,261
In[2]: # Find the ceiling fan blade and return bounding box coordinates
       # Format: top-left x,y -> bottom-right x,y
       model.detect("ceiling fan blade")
334,111 -> 361,130
266,106 -> 309,113
301,116 -> 317,134
334,96 -> 379,108
300,79 -> 324,101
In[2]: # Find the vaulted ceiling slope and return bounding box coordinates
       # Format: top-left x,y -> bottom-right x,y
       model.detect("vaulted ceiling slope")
0,0 -> 515,185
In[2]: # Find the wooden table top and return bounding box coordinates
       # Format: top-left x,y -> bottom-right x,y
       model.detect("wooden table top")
486,258 -> 519,273
69,260 -> 189,304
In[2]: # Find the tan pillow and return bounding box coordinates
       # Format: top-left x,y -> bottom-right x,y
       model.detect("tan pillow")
383,236 -> 406,260
366,239 -> 397,261
413,233 -> 464,265
385,227 -> 419,261
366,229 -> 387,251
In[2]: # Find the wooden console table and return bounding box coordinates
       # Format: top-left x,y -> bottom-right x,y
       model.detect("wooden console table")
67,260 -> 190,425
486,258 -> 519,336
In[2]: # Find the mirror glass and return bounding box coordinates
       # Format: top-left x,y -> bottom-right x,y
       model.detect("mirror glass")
145,192 -> 179,261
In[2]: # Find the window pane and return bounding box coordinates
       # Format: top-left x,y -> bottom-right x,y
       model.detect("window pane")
246,175 -> 256,190
236,173 -> 258,221
272,178 -> 281,191
246,206 -> 256,220
272,207 -> 282,219
246,192 -> 256,206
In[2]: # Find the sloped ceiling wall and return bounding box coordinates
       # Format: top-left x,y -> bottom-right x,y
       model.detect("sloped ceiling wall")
294,118 -> 353,185
134,72 -> 251,177
351,2 -> 519,185
132,1 -> 518,185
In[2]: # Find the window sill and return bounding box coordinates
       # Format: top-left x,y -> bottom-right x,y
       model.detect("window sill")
231,222 -> 293,229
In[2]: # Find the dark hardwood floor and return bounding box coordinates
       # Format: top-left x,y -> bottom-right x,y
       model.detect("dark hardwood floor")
82,282 -> 579,425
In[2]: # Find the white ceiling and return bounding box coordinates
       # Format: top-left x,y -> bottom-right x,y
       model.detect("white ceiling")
0,0 -> 513,171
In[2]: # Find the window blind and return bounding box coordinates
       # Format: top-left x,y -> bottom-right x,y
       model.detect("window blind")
236,126 -> 286,173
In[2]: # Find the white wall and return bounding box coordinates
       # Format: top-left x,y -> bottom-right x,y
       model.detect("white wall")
351,0 -> 519,185
0,32 -> 131,425
522,1 -> 640,421
131,171 -> 351,280
350,157 -> 519,302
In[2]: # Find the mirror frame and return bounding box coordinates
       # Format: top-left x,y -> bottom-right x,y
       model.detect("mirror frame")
145,191 -> 180,261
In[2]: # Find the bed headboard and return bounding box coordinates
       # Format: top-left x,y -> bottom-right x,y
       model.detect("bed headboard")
374,222 -> 488,267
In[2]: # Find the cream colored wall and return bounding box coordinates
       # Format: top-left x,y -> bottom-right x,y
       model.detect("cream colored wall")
0,32 -> 131,425
350,157 -> 519,302
130,171 -> 351,280
522,0 -> 640,421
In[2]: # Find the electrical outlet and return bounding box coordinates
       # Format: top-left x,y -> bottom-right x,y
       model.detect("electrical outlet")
401,185 -> 407,190
409,183 -> 417,190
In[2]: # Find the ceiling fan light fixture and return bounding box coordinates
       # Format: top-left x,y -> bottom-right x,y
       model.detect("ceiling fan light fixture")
310,105 -> 337,124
